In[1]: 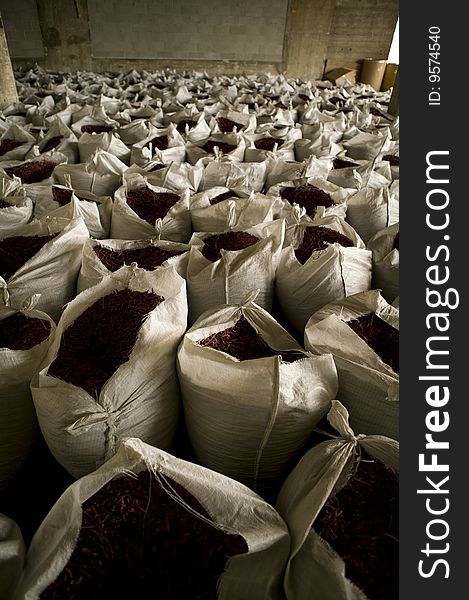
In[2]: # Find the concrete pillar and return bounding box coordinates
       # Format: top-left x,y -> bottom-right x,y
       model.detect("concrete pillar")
283,0 -> 335,80
388,70 -> 399,116
36,0 -> 92,72
0,11 -> 18,109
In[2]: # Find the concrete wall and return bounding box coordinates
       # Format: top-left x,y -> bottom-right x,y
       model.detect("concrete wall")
0,0 -> 44,58
87,0 -> 288,62
4,0 -> 399,79
327,0 -> 399,64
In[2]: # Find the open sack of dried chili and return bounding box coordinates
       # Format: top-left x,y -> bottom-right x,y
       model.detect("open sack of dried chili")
326,154 -> 391,192
275,212 -> 372,333
0,123 -> 36,162
53,149 -> 128,197
304,289 -> 399,440
177,292 -> 338,498
186,132 -> 246,166
13,438 -> 290,600
32,183 -> 113,240
210,110 -> 257,136
70,110 -> 119,139
0,299 -> 55,491
367,223 -> 399,304
77,238 -> 189,293
276,400 -> 399,600
243,133 -> 296,164
190,187 -> 283,233
111,172 -> 191,243
0,194 -> 33,233
1,151 -> 68,187
0,215 -> 89,322
186,219 -> 284,325
0,513 -> 25,600
30,265 -> 187,478
29,117 -> 78,164
268,176 -> 350,224
130,123 -> 186,167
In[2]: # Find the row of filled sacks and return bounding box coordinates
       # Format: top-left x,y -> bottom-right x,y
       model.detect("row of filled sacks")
0,156 -> 399,245
0,113 -> 399,171
7,69 -> 394,134
0,269 -> 398,497
0,206 -> 398,330
0,136 -> 398,205
0,208 -> 398,337
2,401 -> 398,600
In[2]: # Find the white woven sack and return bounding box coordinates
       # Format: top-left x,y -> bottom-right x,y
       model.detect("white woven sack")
244,137 -> 296,163
389,179 -> 399,224
367,223 -> 399,303
186,219 -> 285,324
304,290 -> 399,439
300,106 -> 347,131
184,114 -> 212,144
0,216 -> 89,322
186,134 -> 246,166
0,514 -> 25,600
276,215 -> 372,332
264,156 -> 331,192
294,136 -> 342,162
117,119 -> 155,145
125,161 -> 203,194
111,174 -> 191,243
53,149 -> 127,197
200,158 -> 267,192
380,153 -> 399,180
31,265 -> 187,478
327,158 -> 390,191
77,238 -> 189,293
342,130 -> 393,161
177,297 -> 338,494
0,123 -> 36,161
0,173 -> 22,199
78,131 -> 130,165
35,189 -> 112,240
276,400 -> 399,600
345,186 -> 399,243
0,195 -> 33,233
0,300 -> 55,491
130,124 -> 186,166
31,117 -> 78,164
210,110 -> 257,135
14,438 -> 290,600
190,187 -> 283,233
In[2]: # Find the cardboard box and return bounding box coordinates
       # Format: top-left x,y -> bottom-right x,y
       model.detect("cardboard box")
324,67 -> 357,86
